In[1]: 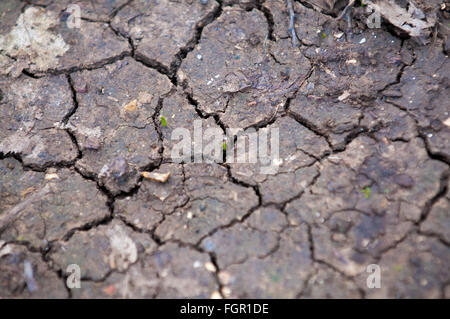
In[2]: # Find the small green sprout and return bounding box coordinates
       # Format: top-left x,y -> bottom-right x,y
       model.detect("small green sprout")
223,142 -> 227,151
269,272 -> 280,282
321,32 -> 327,39
394,265 -> 403,272
160,115 -> 167,127
361,186 -> 371,199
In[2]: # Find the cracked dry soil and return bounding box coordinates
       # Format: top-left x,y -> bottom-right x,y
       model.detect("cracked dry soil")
0,0 -> 449,299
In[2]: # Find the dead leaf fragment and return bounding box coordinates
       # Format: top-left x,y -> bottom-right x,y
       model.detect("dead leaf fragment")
141,171 -> 171,183
338,91 -> 351,101
364,0 -> 436,40
21,187 -> 36,199
124,99 -> 137,112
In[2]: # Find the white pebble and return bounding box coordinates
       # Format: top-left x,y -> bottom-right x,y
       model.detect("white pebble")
204,262 -> 216,272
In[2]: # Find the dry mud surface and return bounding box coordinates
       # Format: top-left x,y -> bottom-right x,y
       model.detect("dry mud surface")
0,0 -> 449,298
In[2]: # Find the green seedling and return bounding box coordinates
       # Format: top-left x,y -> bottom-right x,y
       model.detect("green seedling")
160,115 -> 167,127
361,186 -> 371,199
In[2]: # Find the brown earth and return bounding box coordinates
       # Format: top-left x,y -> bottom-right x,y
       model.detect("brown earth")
0,0 -> 449,298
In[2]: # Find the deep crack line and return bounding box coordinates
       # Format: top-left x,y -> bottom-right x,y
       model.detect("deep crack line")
416,169 -> 450,225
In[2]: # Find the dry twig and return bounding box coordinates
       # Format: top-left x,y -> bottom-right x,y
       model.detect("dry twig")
286,0 -> 299,47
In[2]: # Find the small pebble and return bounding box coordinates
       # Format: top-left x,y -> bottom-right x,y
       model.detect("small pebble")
204,262 -> 216,272
362,239 -> 370,247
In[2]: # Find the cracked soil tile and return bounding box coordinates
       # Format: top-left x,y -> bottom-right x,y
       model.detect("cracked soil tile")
286,135 -> 448,277
68,57 -> 172,195
159,89 -> 223,162
115,163 -> 188,231
178,6 -> 311,128
201,222 -> 280,269
223,225 -> 312,298
0,158 -> 110,249
0,5 -> 130,76
71,243 -> 217,298
0,243 -> 68,298
229,116 -> 329,204
286,136 -> 448,227
49,219 -> 157,281
154,163 -> 259,244
112,0 -> 220,74
290,34 -> 403,148
420,178 -> 450,244
0,75 -> 78,168
386,40 -> 450,162
302,264 -> 362,298
356,234 -> 450,298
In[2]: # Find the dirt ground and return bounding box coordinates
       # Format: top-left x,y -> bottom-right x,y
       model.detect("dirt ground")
0,0 -> 449,298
